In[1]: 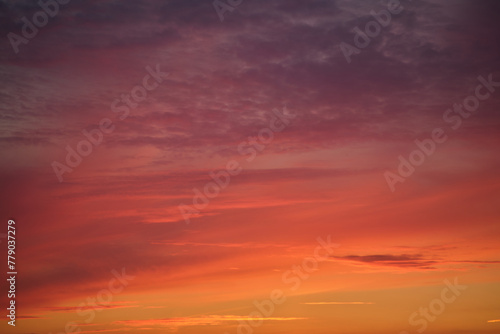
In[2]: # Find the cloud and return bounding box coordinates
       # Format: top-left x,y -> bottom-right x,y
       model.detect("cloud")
302,302 -> 374,305
16,315 -> 49,319
152,241 -> 293,248
42,302 -> 139,313
114,315 -> 308,329
2,1 -> 500,333
78,329 -> 136,334
332,253 -> 500,271
332,254 -> 439,269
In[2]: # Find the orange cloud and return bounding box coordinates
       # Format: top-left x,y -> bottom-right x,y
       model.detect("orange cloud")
302,302 -> 374,305
115,315 -> 308,329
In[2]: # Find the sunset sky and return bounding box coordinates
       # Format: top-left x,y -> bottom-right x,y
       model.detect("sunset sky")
1,0 -> 500,333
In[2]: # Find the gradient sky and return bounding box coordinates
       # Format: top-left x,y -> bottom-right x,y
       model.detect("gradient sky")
1,0 -> 500,333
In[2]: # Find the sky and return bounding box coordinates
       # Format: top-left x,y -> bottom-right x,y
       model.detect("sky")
0,0 -> 500,333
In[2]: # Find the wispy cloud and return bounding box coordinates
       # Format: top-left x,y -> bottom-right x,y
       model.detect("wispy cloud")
17,315 -> 49,319
79,329 -> 135,333
332,254 -> 438,269
115,315 -> 308,329
332,253 -> 500,271
42,302 -> 139,313
2,0 -> 500,333
302,302 -> 374,305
